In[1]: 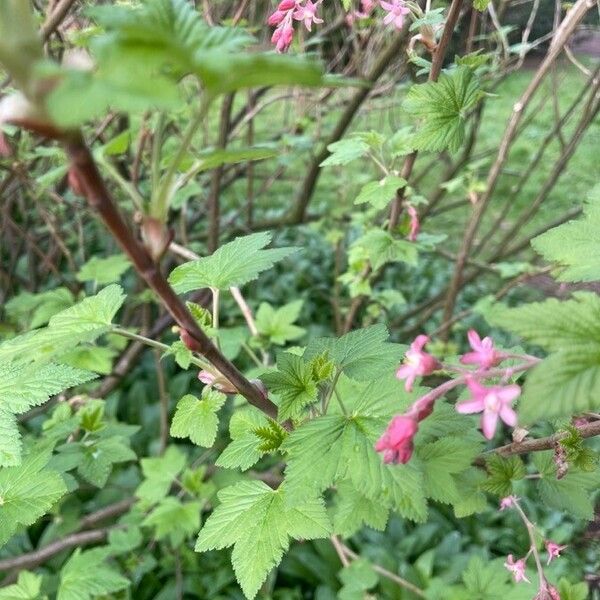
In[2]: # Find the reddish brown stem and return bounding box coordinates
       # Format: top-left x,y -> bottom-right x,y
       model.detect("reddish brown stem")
64,133 -> 279,420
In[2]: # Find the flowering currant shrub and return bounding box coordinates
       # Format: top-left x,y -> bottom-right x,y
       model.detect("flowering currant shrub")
0,0 -> 599,599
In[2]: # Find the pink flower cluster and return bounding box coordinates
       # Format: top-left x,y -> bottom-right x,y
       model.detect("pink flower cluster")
269,0 -> 412,51
268,0 -> 323,52
500,496 -> 567,594
376,329 -> 531,464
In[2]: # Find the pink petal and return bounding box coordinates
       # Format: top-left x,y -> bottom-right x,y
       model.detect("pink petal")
465,377 -> 488,400
497,384 -> 521,403
481,411 -> 499,439
412,334 -> 429,351
500,405 -> 518,427
456,398 -> 484,414
396,364 -> 413,379
404,373 -> 416,392
383,12 -> 395,25
481,336 -> 494,349
467,329 -> 482,350
380,0 -> 394,9
460,351 -> 481,365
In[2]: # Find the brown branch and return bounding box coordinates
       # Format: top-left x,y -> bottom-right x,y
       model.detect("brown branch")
438,0 -> 595,339
290,30 -> 410,224
493,420 -> 600,458
0,528 -> 110,573
79,498 -> 135,530
40,0 -> 78,40
64,133 -> 279,420
473,63 -> 600,256
388,0 -> 465,230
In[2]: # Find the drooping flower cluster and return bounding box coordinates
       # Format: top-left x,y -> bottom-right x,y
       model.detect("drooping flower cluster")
500,495 -> 567,596
377,329 -> 539,464
374,414 -> 418,464
269,0 -> 412,51
268,0 -> 323,53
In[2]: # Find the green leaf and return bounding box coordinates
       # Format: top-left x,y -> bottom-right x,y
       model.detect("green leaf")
0,363 -> 95,467
332,480 -> 389,537
473,0 -> 491,10
195,481 -> 331,599
534,451 -> 600,520
61,346 -> 117,376
320,138 -> 369,167
76,254 -> 131,285
0,362 -> 96,414
75,437 -> 136,487
458,556 -> 529,599
485,292 -> 600,420
216,408 -> 268,471
169,232 -> 298,292
136,445 -> 186,505
5,287 -> 74,329
338,559 -> 378,600
0,571 -> 46,600
531,191 -> 600,282
170,390 -> 226,447
193,53 -> 325,95
57,548 -> 129,600
557,578 -> 589,600
253,419 -> 288,453
350,229 -> 418,271
417,437 -> 483,504
452,468 -> 488,518
404,66 -> 481,152
282,414 -> 427,522
186,146 -> 277,173
354,176 -> 407,210
0,408 -> 20,468
0,450 -> 67,546
304,324 -> 405,381
481,454 -> 526,497
0,285 -> 125,365
143,497 -> 202,546
255,300 -> 305,346
261,352 -> 318,420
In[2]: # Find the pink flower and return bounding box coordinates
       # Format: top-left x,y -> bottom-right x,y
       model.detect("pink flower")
456,378 -> 520,440
545,541 -> 567,565
407,205 -> 419,241
380,0 -> 410,30
361,0 -> 376,13
268,2 -> 297,52
271,16 -> 295,52
499,495 -> 518,510
546,586 -> 561,600
352,0 -> 376,19
198,370 -> 237,394
460,329 -> 503,370
504,555 -> 530,584
293,0 -> 323,32
396,335 -> 440,392
268,10 -> 287,25
375,415 -> 418,464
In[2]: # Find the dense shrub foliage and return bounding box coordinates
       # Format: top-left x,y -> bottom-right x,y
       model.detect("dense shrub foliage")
0,1 -> 599,599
